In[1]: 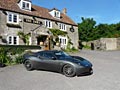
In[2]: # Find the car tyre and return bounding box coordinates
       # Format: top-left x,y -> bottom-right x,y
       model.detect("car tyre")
24,60 -> 33,71
63,64 -> 76,77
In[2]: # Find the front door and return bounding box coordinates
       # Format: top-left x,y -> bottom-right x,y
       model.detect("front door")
37,35 -> 50,50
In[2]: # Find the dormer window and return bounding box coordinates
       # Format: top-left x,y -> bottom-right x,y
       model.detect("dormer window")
18,0 -> 31,11
22,1 -> 31,10
54,11 -> 60,18
49,8 -> 60,19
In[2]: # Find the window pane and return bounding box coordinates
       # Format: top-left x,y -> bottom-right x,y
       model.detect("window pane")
9,36 -> 12,44
9,14 -> 12,22
22,2 -> 25,9
26,3 -> 29,9
59,24 -> 61,29
65,39 -> 66,44
54,11 -> 56,17
13,15 -> 17,23
14,37 -> 17,45
49,22 -> 51,27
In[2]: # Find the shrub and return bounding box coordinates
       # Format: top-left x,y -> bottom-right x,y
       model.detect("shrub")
0,45 -> 41,66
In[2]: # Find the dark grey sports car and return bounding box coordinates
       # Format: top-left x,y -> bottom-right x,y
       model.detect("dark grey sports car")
23,50 -> 93,77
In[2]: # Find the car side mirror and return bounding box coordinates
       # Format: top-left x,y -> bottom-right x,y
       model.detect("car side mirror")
51,57 -> 56,60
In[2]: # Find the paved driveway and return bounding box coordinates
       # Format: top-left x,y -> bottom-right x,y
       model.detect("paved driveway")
0,50 -> 120,90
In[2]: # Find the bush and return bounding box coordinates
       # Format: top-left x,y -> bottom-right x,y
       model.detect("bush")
83,45 -> 91,49
0,45 -> 41,66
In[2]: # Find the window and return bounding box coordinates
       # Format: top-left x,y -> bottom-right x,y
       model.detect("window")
45,20 -> 52,28
7,12 -> 19,24
22,1 -> 31,11
49,9 -> 60,19
59,36 -> 67,46
59,23 -> 66,31
54,11 -> 60,18
7,36 -> 19,45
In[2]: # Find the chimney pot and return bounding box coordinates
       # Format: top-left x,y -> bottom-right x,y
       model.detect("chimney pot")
62,8 -> 67,14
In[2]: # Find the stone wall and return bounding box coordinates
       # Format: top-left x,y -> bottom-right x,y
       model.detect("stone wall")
117,38 -> 120,49
87,38 -> 120,50
100,38 -> 117,50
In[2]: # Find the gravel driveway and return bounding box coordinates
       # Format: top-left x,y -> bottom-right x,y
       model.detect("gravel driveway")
0,50 -> 120,90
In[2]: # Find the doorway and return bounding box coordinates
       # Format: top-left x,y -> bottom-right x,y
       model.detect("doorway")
37,35 -> 50,50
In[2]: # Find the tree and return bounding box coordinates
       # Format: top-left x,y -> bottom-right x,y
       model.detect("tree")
78,17 -> 96,42
94,24 -> 113,38
17,31 -> 31,45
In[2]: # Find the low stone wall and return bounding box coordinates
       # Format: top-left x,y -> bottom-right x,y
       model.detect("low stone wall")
117,38 -> 120,49
86,38 -> 120,50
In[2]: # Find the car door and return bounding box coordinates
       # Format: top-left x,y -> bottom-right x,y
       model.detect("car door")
37,52 -> 62,72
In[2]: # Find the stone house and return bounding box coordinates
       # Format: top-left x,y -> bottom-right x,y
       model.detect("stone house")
0,0 -> 78,50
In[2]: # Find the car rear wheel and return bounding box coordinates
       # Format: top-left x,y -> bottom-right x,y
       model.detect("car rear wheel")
63,64 -> 76,77
24,60 -> 33,71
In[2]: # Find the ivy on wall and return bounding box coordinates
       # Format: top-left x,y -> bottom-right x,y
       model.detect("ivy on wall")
49,29 -> 68,43
17,31 -> 31,45
49,29 -> 67,36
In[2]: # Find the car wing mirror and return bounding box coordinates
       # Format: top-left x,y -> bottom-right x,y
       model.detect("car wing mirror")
51,57 -> 56,60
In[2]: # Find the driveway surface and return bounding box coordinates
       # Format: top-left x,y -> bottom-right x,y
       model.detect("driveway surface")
0,50 -> 120,90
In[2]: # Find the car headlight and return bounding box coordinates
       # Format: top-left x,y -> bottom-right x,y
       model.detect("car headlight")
78,63 -> 81,65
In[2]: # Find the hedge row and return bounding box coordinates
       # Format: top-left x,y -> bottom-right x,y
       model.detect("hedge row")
0,45 -> 41,66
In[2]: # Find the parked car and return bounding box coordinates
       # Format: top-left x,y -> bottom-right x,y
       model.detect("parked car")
23,50 -> 93,77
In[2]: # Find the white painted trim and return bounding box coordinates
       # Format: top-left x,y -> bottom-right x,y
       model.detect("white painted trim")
58,23 -> 66,31
7,35 -> 19,45
45,20 -> 52,28
7,12 -> 19,24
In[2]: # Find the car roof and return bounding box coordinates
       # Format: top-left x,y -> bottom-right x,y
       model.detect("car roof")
37,50 -> 62,54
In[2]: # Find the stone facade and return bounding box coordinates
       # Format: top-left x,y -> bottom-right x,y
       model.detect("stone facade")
0,0 -> 79,50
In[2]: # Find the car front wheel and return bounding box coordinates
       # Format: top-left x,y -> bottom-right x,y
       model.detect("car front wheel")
63,64 -> 76,77
24,60 -> 33,71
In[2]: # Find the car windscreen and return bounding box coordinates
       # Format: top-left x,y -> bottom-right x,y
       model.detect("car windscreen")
54,51 -> 71,59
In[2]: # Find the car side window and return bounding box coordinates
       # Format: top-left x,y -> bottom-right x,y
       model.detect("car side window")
44,53 -> 56,60
37,52 -> 44,57
37,52 -> 50,60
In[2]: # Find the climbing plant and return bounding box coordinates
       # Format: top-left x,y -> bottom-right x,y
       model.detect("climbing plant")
49,29 -> 67,43
17,31 -> 31,45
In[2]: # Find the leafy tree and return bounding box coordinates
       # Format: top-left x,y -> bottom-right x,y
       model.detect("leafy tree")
94,24 -> 114,38
78,17 -> 96,41
78,17 -> 120,42
112,23 -> 120,37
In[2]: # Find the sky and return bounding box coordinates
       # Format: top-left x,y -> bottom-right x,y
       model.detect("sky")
32,0 -> 120,24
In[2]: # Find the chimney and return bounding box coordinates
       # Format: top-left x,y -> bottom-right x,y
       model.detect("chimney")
62,8 -> 67,15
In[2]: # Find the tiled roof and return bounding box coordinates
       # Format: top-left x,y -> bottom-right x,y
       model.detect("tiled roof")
0,0 -> 77,26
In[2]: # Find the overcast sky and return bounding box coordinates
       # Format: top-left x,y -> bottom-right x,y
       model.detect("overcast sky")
32,0 -> 120,24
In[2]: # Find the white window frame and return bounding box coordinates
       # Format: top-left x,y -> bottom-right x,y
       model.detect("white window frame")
59,36 -> 67,48
59,23 -> 66,31
45,20 -> 52,28
54,11 -> 60,18
7,12 -> 19,24
7,36 -> 19,45
22,0 -> 31,11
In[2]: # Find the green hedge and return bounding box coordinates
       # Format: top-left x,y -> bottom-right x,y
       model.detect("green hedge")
0,45 -> 41,66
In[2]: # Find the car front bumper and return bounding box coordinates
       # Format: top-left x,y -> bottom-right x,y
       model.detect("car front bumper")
76,66 -> 93,76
